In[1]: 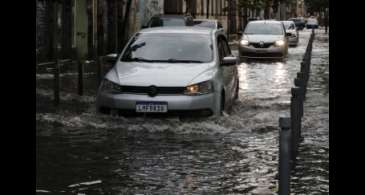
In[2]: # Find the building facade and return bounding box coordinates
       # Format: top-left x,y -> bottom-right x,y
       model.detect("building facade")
36,0 -> 303,63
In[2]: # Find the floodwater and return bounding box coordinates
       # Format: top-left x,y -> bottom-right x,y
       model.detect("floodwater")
36,28 -> 329,194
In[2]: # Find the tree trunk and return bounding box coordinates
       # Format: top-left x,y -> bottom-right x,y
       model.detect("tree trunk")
280,1 -> 286,20
120,0 -> 132,52
206,0 -> 209,18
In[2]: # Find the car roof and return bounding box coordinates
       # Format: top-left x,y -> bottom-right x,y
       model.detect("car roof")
281,20 -> 295,24
153,14 -> 190,19
193,19 -> 218,22
139,26 -> 214,36
248,20 -> 283,25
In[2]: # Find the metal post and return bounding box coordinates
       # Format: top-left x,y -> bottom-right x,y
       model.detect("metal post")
294,76 -> 305,102
297,72 -> 307,97
290,88 -> 301,165
54,61 -> 60,106
78,60 -> 84,96
300,61 -> 307,75
279,117 -> 291,195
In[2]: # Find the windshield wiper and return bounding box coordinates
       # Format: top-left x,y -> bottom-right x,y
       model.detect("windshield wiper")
125,57 -> 156,62
165,59 -> 205,63
131,42 -> 146,51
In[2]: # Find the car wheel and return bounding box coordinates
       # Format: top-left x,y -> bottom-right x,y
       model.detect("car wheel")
214,91 -> 225,116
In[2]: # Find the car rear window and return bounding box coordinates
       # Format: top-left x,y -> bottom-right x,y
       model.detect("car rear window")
160,18 -> 186,26
194,20 -> 216,29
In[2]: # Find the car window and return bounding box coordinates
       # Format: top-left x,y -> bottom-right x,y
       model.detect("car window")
283,22 -> 296,30
245,23 -> 284,35
222,39 -> 231,57
149,17 -> 162,27
194,20 -> 216,29
218,41 -> 224,62
218,37 -> 231,62
161,18 -> 186,26
121,33 -> 213,63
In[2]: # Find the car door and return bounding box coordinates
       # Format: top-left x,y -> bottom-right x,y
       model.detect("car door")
218,37 -> 236,103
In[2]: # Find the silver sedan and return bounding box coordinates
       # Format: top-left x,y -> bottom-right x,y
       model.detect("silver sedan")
282,20 -> 299,46
96,27 -> 239,116
239,20 -> 289,60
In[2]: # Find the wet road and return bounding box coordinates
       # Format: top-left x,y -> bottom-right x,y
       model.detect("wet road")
36,29 -> 329,194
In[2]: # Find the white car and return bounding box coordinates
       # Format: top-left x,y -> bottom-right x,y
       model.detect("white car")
306,18 -> 319,29
96,27 -> 240,116
239,20 -> 289,60
282,20 -> 299,46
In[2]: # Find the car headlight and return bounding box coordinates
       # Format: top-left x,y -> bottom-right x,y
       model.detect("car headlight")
101,79 -> 121,91
184,81 -> 214,95
240,39 -> 249,46
275,40 -> 285,47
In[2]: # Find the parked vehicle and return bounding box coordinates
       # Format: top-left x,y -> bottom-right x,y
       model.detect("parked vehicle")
288,17 -> 305,30
238,20 -> 289,61
282,20 -> 299,46
142,14 -> 194,28
306,18 -> 319,29
96,27 -> 240,116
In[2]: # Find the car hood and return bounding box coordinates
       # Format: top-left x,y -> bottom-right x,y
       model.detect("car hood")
105,61 -> 216,87
243,34 -> 284,43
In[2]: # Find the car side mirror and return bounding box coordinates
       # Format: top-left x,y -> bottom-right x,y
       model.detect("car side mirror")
285,32 -> 291,37
141,25 -> 148,29
221,56 -> 238,66
105,53 -> 118,64
237,31 -> 243,36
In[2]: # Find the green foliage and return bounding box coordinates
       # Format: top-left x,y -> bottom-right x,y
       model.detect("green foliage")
304,0 -> 329,13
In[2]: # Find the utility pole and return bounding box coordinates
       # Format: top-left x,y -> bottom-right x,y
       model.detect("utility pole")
206,0 -> 210,19
227,0 -> 231,41
280,0 -> 286,20
114,0 -> 118,54
92,0 -> 98,59
120,0 -> 133,51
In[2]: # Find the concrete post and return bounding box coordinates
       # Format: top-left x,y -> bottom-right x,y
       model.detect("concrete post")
290,87 -> 301,164
279,117 -> 291,195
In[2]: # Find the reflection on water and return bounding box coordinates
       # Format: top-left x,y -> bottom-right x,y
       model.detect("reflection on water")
36,29 -> 328,194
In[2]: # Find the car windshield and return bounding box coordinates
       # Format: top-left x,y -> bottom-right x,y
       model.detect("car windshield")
244,23 -> 284,35
307,19 -> 318,24
121,33 -> 213,63
194,20 -> 216,29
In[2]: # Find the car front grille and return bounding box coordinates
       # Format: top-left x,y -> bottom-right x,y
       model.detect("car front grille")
243,51 -> 283,58
250,42 -> 274,48
120,86 -> 186,95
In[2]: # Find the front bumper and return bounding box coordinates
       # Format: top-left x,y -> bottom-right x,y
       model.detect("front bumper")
239,45 -> 285,59
306,24 -> 318,29
288,36 -> 299,46
96,92 -> 216,115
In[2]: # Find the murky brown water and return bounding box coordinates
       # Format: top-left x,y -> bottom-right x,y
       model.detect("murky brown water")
36,29 -> 329,194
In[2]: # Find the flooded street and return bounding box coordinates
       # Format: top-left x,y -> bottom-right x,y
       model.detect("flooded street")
36,29 -> 329,194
